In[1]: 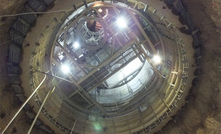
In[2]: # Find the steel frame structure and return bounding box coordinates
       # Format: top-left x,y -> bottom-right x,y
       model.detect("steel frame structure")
49,2 -> 166,115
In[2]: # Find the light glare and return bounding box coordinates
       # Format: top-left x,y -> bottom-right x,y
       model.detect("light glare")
152,55 -> 162,64
73,42 -> 80,49
116,17 -> 128,29
93,122 -> 102,132
98,8 -> 102,13
61,64 -> 70,74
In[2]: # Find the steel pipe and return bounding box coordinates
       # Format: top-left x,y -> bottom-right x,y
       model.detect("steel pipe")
1,74 -> 47,134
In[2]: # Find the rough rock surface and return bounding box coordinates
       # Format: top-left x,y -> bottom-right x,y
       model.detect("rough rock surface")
157,0 -> 221,134
0,0 -> 47,133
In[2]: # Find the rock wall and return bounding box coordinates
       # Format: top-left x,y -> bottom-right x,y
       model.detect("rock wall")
0,0 -> 51,133
157,0 -> 221,134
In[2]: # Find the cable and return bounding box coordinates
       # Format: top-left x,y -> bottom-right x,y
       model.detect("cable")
0,8 -> 74,46
0,34 -> 26,46
0,8 -> 73,18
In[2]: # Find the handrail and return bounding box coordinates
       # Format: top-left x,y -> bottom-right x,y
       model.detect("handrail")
27,86 -> 55,134
1,74 -> 47,134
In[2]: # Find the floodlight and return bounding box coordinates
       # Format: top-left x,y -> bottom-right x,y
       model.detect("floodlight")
152,55 -> 162,64
98,8 -> 103,13
116,17 -> 128,29
73,41 -> 80,49
61,64 -> 70,74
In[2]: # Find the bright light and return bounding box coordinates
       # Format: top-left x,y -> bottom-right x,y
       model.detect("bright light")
116,17 -> 128,29
73,42 -> 80,49
61,64 -> 70,74
98,8 -> 102,13
93,122 -> 102,132
93,3 -> 103,7
152,55 -> 162,64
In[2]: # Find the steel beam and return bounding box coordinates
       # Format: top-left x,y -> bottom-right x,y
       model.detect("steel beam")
52,59 -> 106,112
128,10 -> 157,55
116,75 -> 158,114
77,40 -> 136,85
95,9 -> 124,47
51,59 -> 107,114
136,41 -> 162,78
70,119 -> 77,134
83,49 -> 137,88
56,42 -> 87,75
87,51 -> 142,92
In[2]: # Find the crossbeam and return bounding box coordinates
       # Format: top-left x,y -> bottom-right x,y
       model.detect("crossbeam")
51,59 -> 106,114
87,51 -> 142,92
77,40 -> 136,84
128,10 -> 157,55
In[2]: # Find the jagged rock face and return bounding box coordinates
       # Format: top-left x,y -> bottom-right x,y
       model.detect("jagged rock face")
0,0 -> 221,134
0,1 -> 48,134
0,0 -> 25,133
0,0 -> 26,41
0,0 -> 26,79
158,0 -> 221,134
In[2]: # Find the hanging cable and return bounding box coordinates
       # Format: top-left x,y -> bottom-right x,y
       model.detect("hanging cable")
0,8 -> 74,46
0,8 -> 73,18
